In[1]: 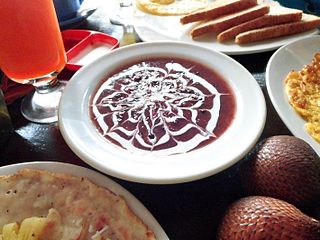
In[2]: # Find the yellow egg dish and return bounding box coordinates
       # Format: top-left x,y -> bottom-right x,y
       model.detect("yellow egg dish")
285,52 -> 320,143
136,0 -> 208,16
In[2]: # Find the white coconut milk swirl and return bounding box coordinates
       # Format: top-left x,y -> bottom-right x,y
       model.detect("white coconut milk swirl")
91,62 -> 226,155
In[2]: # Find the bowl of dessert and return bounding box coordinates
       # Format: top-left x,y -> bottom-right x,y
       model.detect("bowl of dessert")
59,41 -> 266,184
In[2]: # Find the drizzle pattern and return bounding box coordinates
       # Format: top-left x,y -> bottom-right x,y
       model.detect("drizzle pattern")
91,61 -> 227,155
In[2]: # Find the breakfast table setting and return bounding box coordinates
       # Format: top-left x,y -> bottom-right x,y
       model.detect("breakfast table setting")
0,0 -> 320,239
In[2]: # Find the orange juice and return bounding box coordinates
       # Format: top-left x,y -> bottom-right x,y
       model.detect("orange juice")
0,0 -> 66,83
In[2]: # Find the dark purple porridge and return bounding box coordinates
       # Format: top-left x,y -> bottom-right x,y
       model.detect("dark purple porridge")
90,57 -> 236,155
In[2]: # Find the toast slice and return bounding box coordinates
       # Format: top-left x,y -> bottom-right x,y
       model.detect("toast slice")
191,4 -> 270,38
180,0 -> 257,25
235,13 -> 320,44
217,5 -> 303,42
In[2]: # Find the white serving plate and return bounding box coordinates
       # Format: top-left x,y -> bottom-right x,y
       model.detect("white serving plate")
0,161 -> 169,240
266,35 -> 320,156
59,41 -> 266,184
132,0 -> 319,55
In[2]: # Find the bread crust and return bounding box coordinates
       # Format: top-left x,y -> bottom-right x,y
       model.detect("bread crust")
191,4 -> 270,38
217,6 -> 302,42
180,0 -> 257,24
235,13 -> 320,44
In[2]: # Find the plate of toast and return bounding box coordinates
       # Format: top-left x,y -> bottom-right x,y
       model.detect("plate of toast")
133,0 -> 320,55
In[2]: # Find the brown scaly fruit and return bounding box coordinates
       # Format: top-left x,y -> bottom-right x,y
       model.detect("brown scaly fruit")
217,196 -> 320,240
240,135 -> 320,211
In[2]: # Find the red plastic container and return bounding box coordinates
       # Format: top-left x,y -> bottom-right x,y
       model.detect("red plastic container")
61,30 -> 119,71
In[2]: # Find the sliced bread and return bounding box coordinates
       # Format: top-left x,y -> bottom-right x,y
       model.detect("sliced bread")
235,13 -> 320,44
217,5 -> 303,42
191,4 -> 270,38
180,0 -> 257,25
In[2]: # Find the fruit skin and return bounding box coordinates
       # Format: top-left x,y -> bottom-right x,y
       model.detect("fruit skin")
240,135 -> 320,211
217,196 -> 320,240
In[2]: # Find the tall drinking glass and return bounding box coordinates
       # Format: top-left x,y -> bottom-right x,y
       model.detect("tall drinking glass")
0,0 -> 67,123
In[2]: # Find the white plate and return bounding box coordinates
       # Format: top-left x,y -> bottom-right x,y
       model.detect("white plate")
0,161 -> 169,240
59,41 -> 266,184
132,0 -> 319,55
266,35 -> 320,156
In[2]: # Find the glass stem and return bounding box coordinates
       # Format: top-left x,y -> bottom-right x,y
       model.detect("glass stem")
35,77 -> 60,94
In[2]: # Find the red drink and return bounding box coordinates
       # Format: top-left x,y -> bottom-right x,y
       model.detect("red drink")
0,0 -> 66,83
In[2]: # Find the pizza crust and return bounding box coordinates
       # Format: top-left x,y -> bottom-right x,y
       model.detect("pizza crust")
0,169 -> 156,240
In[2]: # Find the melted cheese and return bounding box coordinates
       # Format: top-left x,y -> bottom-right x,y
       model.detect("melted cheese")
0,169 -> 156,240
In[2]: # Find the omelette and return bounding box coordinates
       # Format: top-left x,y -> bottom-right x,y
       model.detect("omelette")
136,0 -> 208,16
0,169 -> 156,240
285,52 -> 320,143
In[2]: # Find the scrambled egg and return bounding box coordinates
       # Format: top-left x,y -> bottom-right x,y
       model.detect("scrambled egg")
285,52 -> 320,143
136,0 -> 208,16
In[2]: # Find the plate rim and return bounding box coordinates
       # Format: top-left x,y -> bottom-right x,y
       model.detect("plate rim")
0,161 -> 169,240
266,34 -> 320,155
59,41 -> 266,184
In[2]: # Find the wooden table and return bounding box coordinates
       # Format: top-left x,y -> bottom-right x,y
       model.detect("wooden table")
1,1 -> 293,239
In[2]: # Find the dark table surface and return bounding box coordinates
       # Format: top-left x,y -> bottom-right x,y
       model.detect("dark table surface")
1,1 -> 296,240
